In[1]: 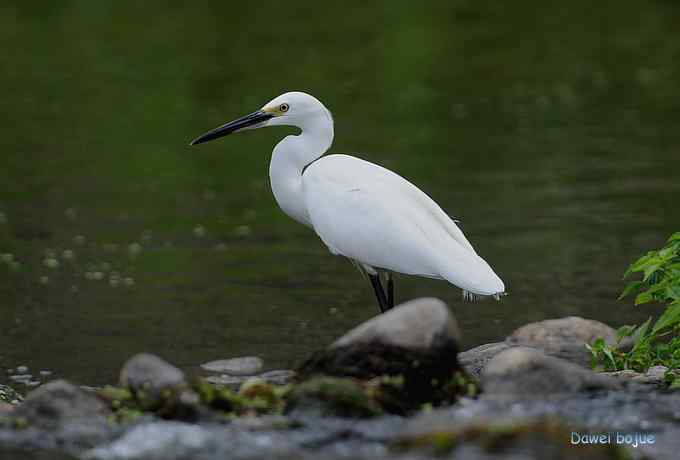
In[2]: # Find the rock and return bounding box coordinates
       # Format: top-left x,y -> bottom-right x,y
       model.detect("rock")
200,357 -> 263,375
332,297 -> 460,350
604,365 -> 669,386
284,376 -> 382,418
119,354 -> 186,407
297,298 -> 462,409
15,380 -> 109,428
83,421 -> 212,460
458,342 -> 510,378
205,369 -> 295,390
481,347 -> 620,397
507,316 -> 618,367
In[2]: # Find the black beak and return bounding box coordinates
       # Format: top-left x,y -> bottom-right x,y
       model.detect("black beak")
189,110 -> 274,145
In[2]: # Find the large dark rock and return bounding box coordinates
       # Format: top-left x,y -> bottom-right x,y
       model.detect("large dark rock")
15,380 -> 109,428
481,347 -> 620,398
297,298 -> 464,410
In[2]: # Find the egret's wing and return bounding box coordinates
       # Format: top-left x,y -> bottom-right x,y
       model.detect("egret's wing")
302,154 -> 504,296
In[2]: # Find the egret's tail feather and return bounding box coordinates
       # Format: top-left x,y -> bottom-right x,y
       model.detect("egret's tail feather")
462,290 -> 507,302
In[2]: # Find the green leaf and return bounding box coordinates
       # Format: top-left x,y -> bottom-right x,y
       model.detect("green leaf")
666,284 -> 680,301
615,325 -> 636,341
624,253 -> 656,278
602,347 -> 617,370
643,263 -> 663,282
619,281 -> 642,300
652,301 -> 680,334
668,232 -> 680,243
635,291 -> 654,306
632,317 -> 652,352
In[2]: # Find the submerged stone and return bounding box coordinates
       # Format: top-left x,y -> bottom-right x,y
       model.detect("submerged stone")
200,356 -> 263,376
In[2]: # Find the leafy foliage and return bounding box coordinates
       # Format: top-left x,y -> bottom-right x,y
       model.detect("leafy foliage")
587,233 -> 680,387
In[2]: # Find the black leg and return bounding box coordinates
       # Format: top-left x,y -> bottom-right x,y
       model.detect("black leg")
386,273 -> 394,310
369,274 -> 388,313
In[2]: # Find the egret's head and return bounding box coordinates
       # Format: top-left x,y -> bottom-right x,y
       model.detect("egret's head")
190,91 -> 332,146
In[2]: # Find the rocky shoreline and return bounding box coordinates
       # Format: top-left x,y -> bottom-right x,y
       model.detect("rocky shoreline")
2,297 -> 679,460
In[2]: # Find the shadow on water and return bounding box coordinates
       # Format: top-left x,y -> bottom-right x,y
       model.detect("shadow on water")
1,0 -> 680,385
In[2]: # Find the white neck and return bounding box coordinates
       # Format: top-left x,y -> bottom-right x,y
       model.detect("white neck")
268,113 -> 334,227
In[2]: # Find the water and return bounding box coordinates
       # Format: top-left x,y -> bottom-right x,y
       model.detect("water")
1,1 -> 680,386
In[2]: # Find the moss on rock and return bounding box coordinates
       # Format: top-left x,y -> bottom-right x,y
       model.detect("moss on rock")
284,376 -> 382,418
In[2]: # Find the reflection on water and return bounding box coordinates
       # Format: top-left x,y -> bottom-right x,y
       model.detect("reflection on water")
1,1 -> 680,385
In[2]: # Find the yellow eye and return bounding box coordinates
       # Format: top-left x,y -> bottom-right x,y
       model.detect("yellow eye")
279,103 -> 289,113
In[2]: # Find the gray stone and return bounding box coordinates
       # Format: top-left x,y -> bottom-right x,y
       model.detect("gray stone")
200,356 -> 263,375
481,347 -> 620,397
119,353 -> 186,404
332,297 -> 460,350
507,316 -> 618,366
83,421 -> 212,460
458,342 -> 510,378
15,380 -> 109,428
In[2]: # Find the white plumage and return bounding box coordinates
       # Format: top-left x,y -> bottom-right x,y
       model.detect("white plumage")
191,91 -> 505,311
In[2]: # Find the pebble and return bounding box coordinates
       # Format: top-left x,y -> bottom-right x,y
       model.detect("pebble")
9,374 -> 32,382
193,225 -> 206,238
43,258 -> 59,269
16,365 -> 28,373
128,242 -> 142,256
39,370 -> 52,376
201,357 -> 263,376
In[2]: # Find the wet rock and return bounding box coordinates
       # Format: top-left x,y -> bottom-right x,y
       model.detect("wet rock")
285,376 -> 382,418
458,342 -> 510,378
119,354 -> 186,407
205,369 -> 295,390
201,356 -> 263,375
482,347 -> 620,397
297,298 -> 462,409
15,380 -> 109,428
507,316 -> 617,367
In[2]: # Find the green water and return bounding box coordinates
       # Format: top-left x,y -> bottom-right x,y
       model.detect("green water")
1,1 -> 679,386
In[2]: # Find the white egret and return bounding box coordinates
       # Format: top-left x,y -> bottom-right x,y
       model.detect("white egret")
190,92 -> 505,313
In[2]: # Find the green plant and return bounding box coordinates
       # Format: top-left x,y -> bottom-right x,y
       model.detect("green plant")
587,232 -> 680,387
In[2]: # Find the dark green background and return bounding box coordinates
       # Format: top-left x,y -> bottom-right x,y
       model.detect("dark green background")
1,1 -> 679,385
